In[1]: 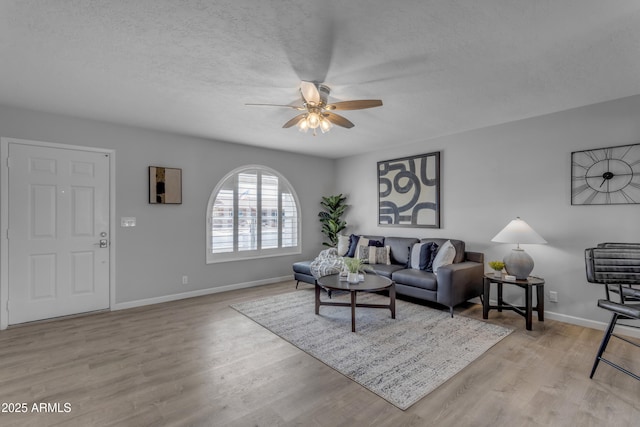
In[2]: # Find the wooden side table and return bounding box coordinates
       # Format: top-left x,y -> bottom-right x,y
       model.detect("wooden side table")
482,273 -> 545,331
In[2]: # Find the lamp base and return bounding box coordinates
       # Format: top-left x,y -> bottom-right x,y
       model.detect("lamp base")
503,248 -> 533,280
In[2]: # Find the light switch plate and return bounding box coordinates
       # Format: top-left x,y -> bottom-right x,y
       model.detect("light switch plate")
121,217 -> 136,227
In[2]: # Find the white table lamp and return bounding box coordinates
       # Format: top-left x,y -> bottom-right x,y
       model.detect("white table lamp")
491,217 -> 547,280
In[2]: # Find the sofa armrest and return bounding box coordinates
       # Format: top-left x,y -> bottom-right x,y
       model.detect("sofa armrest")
436,260 -> 484,307
465,251 -> 484,264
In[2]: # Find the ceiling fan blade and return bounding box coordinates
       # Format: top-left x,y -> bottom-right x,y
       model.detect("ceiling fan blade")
245,103 -> 305,110
324,112 -> 354,129
326,100 -> 383,111
300,81 -> 321,105
282,114 -> 307,128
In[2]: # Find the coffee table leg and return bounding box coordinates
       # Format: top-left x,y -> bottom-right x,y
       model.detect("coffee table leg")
390,283 -> 396,319
315,283 -> 320,315
351,291 -> 356,332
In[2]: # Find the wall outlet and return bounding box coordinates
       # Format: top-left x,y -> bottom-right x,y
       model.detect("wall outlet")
182,275 -> 188,285
549,291 -> 558,303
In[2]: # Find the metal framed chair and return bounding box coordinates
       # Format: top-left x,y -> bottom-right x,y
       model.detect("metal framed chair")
585,244 -> 640,381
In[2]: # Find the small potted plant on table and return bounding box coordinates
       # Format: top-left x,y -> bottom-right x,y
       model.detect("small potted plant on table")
343,257 -> 365,283
488,260 -> 505,278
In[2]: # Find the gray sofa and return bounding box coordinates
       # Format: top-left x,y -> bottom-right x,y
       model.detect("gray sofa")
293,235 -> 484,316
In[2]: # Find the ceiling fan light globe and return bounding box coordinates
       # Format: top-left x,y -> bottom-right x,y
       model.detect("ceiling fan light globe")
298,118 -> 309,132
320,117 -> 332,133
307,112 -> 320,129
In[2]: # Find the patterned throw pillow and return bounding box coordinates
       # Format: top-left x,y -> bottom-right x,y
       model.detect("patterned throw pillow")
357,245 -> 391,265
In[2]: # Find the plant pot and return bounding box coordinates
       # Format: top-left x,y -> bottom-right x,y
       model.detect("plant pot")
347,272 -> 359,283
493,270 -> 502,278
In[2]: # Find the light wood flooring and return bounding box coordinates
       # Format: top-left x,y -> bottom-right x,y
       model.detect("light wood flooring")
0,280 -> 638,426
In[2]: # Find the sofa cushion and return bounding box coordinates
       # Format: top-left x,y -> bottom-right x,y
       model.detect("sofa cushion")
392,269 -> 438,291
432,240 -> 456,273
420,238 -> 466,264
384,236 -> 420,266
367,264 -> 405,278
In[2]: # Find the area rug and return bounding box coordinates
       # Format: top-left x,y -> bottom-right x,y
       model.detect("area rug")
231,290 -> 513,410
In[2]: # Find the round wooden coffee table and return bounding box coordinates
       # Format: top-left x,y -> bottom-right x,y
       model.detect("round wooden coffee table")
315,274 -> 395,332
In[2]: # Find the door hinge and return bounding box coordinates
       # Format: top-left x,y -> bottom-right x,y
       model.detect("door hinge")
6,300 -> 9,312
6,157 -> 12,168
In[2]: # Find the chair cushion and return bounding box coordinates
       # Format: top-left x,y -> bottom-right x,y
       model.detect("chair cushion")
598,299 -> 640,319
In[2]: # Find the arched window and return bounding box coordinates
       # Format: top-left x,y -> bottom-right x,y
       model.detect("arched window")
206,165 -> 301,263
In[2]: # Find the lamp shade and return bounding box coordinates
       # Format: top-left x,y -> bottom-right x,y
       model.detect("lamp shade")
491,217 -> 547,246
491,217 -> 546,280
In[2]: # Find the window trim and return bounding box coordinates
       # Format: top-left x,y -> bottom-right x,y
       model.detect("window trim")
206,165 -> 301,264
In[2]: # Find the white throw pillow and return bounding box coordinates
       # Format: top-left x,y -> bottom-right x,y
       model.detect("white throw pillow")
432,240 -> 456,273
410,243 -> 425,270
337,234 -> 350,256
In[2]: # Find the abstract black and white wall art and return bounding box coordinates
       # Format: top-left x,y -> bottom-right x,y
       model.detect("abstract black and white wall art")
378,152 -> 440,228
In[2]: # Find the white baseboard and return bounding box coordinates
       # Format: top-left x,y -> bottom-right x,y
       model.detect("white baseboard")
544,310 -> 640,339
113,281 -> 639,339
476,297 -> 640,339
112,275 -> 293,311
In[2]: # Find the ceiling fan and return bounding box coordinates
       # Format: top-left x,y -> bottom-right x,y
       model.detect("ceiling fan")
246,81 -> 383,135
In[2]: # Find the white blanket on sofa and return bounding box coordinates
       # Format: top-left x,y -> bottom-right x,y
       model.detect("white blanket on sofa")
310,248 -> 344,279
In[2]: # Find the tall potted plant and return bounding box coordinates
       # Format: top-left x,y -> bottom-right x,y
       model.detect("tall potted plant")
318,194 -> 347,247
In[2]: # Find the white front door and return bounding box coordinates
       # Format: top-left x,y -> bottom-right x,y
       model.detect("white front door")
6,142 -> 110,325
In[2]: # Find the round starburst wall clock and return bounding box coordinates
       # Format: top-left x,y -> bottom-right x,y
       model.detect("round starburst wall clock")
571,143 -> 640,205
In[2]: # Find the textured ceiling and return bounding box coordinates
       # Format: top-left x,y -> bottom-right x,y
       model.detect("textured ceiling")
1,0 -> 640,158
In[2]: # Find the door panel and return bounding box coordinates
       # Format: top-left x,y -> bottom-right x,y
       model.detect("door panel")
8,143 -> 110,324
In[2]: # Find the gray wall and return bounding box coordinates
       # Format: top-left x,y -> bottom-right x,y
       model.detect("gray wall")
3,93 -> 640,330
0,104 -> 334,304
336,94 -> 640,328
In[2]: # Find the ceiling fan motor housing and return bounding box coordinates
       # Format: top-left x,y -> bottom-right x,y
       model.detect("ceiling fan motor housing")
317,84 -> 330,105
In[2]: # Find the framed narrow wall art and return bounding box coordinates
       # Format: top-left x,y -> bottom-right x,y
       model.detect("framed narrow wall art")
149,166 -> 182,204
378,152 -> 440,228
